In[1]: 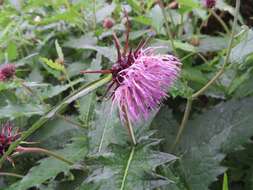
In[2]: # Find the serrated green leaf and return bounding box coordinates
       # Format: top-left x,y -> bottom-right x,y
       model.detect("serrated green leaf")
88,100 -> 127,154
79,143 -> 177,190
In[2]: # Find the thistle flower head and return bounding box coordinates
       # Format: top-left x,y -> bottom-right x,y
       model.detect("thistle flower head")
81,12 -> 181,124
0,122 -> 20,156
112,48 -> 181,123
203,0 -> 216,8
0,64 -> 16,81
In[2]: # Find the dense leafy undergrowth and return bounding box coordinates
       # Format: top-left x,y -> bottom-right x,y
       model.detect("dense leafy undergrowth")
0,0 -> 253,190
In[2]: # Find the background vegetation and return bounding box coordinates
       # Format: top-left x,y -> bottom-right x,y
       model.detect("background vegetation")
0,0 -> 253,189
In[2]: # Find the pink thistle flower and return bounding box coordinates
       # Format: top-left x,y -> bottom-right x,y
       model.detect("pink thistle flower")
203,0 -> 216,8
0,64 -> 16,81
112,48 -> 181,123
81,12 -> 181,124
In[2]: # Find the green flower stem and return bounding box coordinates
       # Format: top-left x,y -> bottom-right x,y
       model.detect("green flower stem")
0,172 -> 23,178
157,0 -> 178,56
123,106 -> 137,145
210,9 -> 230,35
171,98 -> 192,150
120,146 -> 135,190
0,74 -> 112,167
172,0 -> 240,149
16,146 -> 73,165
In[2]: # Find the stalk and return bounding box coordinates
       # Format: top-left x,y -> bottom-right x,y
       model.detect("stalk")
122,106 -> 137,145
16,146 -> 73,165
172,0 -> 241,149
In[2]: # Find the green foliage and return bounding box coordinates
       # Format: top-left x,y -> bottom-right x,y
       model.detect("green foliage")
0,0 -> 252,190
155,97 -> 253,189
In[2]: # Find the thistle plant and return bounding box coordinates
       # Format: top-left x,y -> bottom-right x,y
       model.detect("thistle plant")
82,12 -> 181,144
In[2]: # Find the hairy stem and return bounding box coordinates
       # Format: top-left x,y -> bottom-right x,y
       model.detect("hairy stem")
0,74 -> 113,167
0,172 -> 23,178
172,0 -> 240,149
123,106 -> 137,145
16,146 -> 74,165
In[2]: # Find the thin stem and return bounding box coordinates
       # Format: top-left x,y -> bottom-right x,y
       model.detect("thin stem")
171,98 -> 192,150
172,0 -> 240,149
210,9 -> 230,35
120,147 -> 135,190
0,172 -> 23,178
112,32 -> 122,61
192,0 -> 240,99
157,0 -> 177,55
197,53 -> 209,65
123,106 -> 137,145
16,146 -> 74,165
0,74 -> 113,167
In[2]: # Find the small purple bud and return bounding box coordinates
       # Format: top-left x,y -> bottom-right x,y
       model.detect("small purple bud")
0,64 -> 16,81
203,0 -> 216,8
103,18 -> 114,29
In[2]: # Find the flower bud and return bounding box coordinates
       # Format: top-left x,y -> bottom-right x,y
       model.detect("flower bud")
203,0 -> 216,9
0,64 -> 16,81
103,18 -> 114,29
